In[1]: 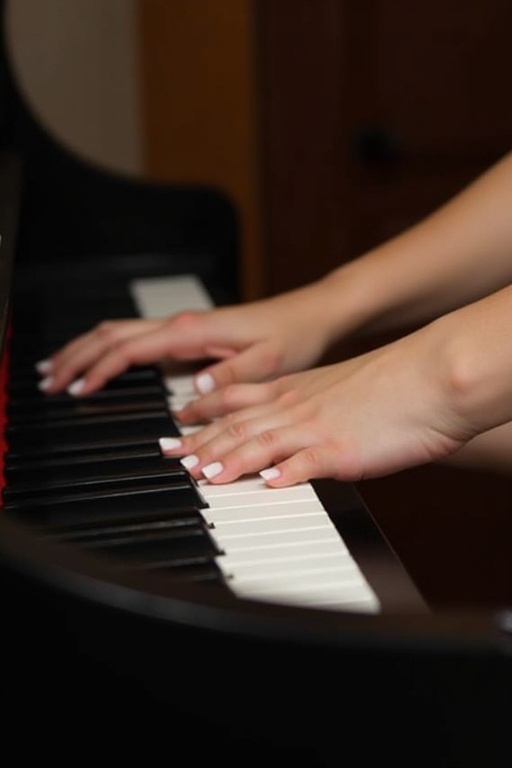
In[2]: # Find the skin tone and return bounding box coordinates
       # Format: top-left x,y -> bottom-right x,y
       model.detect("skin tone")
37,150 -> 512,485
164,284 -> 512,486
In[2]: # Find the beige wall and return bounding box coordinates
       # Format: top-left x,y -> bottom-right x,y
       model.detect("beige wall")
5,0 -> 142,174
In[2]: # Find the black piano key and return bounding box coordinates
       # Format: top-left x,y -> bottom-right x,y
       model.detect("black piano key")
46,511 -> 203,542
6,394 -> 167,423
40,512 -> 223,579
142,564 -> 222,583
4,486 -> 208,527
7,365 -> 162,390
3,454 -> 185,492
6,406 -> 171,432
2,474 -> 205,510
88,540 -> 223,583
4,442 -> 163,470
4,436 -> 170,463
4,410 -> 178,454
7,383 -> 164,408
3,297 -> 225,590
79,525 -> 219,565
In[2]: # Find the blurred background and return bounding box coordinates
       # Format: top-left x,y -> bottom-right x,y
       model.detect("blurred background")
7,0 -> 512,607
9,0 -> 512,301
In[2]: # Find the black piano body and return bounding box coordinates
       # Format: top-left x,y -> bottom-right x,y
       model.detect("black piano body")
0,4 -> 511,766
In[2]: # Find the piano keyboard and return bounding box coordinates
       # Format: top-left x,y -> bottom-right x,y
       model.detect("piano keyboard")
2,273 -> 380,615
130,275 -> 380,613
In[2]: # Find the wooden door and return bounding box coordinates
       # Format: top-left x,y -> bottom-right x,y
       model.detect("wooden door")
137,0 -> 263,300
257,0 -> 512,608
258,0 -> 512,295
341,0 -> 512,259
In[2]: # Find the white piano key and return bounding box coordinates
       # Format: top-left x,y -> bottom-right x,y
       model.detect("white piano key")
201,499 -> 336,525
198,475 -> 276,495
167,395 -> 196,411
179,424 -> 203,436
236,577 -> 369,600
213,527 -> 346,553
223,553 -> 355,582
201,484 -> 320,506
219,538 -> 348,568
163,374 -> 196,396
129,274 -> 213,317
232,576 -> 367,602
208,514 -> 335,540
235,576 -> 372,602
131,274 -> 381,614
207,515 -> 331,545
257,592 -> 381,613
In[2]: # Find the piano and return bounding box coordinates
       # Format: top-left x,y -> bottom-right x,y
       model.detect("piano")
0,3 -> 511,766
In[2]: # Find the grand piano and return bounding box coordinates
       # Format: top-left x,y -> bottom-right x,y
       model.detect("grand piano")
0,3 -> 511,766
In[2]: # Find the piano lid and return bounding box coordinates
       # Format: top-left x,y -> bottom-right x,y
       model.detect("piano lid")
0,0 -> 240,300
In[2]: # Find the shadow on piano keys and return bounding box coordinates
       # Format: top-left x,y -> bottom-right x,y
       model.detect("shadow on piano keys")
0,2 -> 512,765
